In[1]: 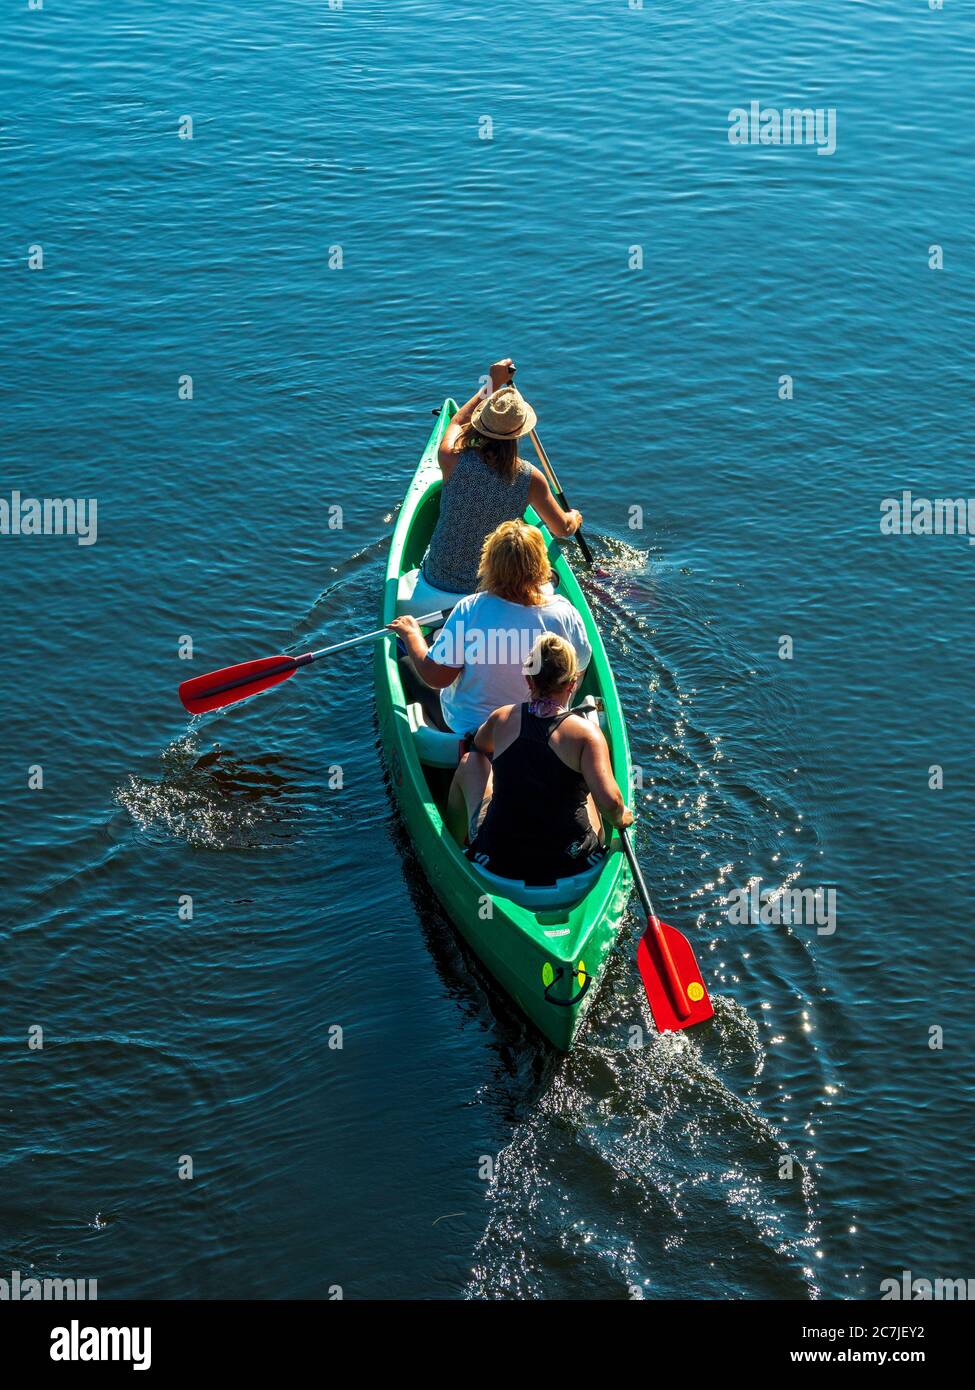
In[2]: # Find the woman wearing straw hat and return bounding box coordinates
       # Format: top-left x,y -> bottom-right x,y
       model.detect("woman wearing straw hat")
420,360 -> 583,598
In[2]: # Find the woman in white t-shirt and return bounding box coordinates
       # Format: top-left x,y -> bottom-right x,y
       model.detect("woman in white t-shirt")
388,520 -> 591,733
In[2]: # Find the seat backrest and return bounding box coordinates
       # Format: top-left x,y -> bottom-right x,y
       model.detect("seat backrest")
472,859 -> 603,909
409,703 -> 461,767
397,566 -> 463,620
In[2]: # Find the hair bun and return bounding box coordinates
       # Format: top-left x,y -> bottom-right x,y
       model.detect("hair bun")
525,633 -> 579,695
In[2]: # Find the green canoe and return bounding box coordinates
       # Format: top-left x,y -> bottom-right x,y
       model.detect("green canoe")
375,399 -> 633,1049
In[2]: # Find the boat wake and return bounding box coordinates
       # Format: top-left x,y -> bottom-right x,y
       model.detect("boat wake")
466,983 -> 821,1300
288,534 -> 394,643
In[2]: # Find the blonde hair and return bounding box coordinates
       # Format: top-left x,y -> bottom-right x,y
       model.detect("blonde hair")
525,634 -> 579,697
477,520 -> 550,606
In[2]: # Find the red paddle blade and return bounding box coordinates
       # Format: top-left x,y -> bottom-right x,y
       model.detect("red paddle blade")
637,919 -> 714,1033
179,655 -> 299,714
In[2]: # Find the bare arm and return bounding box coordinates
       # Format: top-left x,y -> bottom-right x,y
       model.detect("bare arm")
437,391 -> 481,477
438,359 -> 516,478
579,727 -> 631,828
528,467 -> 582,539
471,707 -> 502,758
387,615 -> 462,690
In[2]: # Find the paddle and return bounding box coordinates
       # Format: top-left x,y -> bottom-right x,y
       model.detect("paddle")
618,825 -> 714,1032
526,426 -> 595,569
503,367 -> 595,568
178,610 -> 448,715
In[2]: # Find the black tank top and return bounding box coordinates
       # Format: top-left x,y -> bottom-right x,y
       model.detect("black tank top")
469,706 -> 598,885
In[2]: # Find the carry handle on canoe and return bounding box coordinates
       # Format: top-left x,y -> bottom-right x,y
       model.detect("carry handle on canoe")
543,964 -> 591,1007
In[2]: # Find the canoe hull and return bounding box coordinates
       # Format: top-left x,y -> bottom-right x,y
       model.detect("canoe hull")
375,400 -> 632,1050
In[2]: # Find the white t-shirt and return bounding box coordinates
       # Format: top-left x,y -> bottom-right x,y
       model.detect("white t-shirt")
428,591 -> 592,733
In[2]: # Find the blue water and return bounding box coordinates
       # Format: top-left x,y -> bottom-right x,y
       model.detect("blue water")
2,0 -> 973,1300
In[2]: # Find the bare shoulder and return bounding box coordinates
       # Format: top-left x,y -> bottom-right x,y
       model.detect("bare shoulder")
438,434 -> 467,475
566,711 -> 604,747
493,703 -> 519,725
490,703 -> 522,737
487,703 -> 521,752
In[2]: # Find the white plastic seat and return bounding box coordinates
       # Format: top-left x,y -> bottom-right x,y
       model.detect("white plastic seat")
397,567 -> 464,620
470,859 -> 604,909
396,567 -> 556,620
408,702 -> 461,768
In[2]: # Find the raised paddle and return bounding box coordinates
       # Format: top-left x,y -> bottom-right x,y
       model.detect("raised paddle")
505,366 -> 595,569
619,825 -> 714,1032
526,426 -> 596,569
179,610 -> 448,715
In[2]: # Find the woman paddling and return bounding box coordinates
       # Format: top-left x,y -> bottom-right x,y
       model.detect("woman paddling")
421,359 -> 583,597
389,519 -> 591,732
447,634 -> 633,885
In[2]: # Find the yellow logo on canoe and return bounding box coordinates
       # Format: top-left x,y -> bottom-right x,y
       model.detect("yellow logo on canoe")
577,960 -> 587,988
542,962 -> 555,987
687,981 -> 704,1002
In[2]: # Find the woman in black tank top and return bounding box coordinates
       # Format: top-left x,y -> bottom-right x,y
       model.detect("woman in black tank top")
447,634 -> 632,886
468,703 -> 602,884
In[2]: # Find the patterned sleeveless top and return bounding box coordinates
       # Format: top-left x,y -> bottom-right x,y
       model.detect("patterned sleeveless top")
422,448 -> 533,594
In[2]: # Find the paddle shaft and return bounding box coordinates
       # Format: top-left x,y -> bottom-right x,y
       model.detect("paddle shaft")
194,610 -> 447,702
619,826 -> 691,1021
527,429 -> 595,567
303,610 -> 446,665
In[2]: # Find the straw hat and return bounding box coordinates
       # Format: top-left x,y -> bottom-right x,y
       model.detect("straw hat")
471,385 -> 537,440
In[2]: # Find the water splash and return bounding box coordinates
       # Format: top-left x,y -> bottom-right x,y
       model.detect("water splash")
116,735 -> 307,850
467,995 -> 820,1300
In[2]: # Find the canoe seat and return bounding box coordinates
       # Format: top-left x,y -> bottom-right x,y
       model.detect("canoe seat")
397,567 -> 464,620
397,568 -> 556,620
472,860 -> 604,909
409,702 -> 462,768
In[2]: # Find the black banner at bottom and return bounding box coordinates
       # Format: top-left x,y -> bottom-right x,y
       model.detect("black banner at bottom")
0,1296 -> 965,1374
